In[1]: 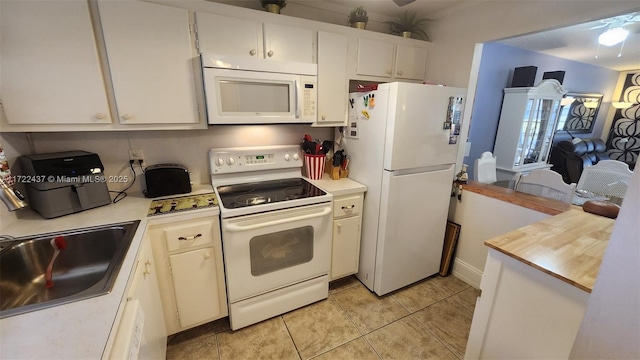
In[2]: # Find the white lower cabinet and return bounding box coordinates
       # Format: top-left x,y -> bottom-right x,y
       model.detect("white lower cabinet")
466,249 -> 589,359
149,212 -> 228,335
110,234 -> 166,360
330,193 -> 364,281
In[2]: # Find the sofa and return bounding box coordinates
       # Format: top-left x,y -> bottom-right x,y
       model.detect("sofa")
549,138 -> 610,184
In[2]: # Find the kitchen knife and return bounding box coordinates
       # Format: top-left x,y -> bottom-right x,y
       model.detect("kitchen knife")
321,140 -> 333,154
333,150 -> 344,167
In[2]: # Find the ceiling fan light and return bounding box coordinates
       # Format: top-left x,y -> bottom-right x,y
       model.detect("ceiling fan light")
583,101 -> 599,108
612,102 -> 633,109
598,27 -> 629,46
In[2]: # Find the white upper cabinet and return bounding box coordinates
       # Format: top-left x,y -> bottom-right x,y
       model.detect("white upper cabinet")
194,12 -> 263,58
0,1 -> 111,125
355,38 -> 427,81
195,13 -> 314,63
316,31 -> 348,126
263,23 -> 314,63
356,39 -> 396,78
395,44 -> 427,80
98,0 -> 199,125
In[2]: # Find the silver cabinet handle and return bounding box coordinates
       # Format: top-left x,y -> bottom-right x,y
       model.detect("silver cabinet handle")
178,233 -> 202,241
341,205 -> 355,210
267,50 -> 274,57
249,49 -> 256,56
143,259 -> 151,277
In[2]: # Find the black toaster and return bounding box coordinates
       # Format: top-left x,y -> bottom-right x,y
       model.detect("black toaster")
144,164 -> 192,198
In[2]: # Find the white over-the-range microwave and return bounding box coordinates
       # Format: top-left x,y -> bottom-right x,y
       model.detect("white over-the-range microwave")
200,54 -> 317,124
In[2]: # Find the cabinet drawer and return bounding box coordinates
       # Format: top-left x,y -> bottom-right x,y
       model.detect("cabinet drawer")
333,195 -> 362,217
164,221 -> 213,252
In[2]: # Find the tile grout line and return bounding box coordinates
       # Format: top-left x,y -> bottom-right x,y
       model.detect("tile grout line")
280,315 -> 305,360
410,313 -> 462,360
215,330 -> 222,360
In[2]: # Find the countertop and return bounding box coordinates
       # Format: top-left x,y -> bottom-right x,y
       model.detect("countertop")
484,208 -> 614,293
0,185 -> 217,360
0,177 -> 366,359
461,180 -> 572,216
306,174 -> 367,196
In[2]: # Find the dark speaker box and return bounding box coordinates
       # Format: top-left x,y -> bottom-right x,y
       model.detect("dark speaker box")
511,66 -> 537,87
543,71 -> 565,84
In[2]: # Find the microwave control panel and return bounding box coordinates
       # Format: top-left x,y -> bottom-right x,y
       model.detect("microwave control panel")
301,75 -> 317,121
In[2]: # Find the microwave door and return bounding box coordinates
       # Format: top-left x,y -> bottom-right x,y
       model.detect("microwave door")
203,68 -> 302,124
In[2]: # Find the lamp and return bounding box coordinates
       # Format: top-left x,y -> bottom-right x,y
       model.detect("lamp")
583,101 -> 599,109
561,97 -> 575,107
612,102 -> 633,109
598,27 -> 629,46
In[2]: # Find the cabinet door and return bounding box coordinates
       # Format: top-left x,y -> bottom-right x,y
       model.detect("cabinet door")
316,31 -> 348,126
112,237 -> 167,360
263,23 -> 314,63
169,248 -> 225,328
331,216 -> 361,281
0,1 -> 111,125
394,44 -> 427,80
98,0 -> 199,125
356,39 -> 395,78
195,12 -> 263,58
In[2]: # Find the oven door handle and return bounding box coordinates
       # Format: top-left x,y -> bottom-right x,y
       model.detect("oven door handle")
225,206 -> 331,232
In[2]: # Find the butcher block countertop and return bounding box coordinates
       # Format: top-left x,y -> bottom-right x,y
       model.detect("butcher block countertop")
485,208 -> 615,293
461,180 -> 572,216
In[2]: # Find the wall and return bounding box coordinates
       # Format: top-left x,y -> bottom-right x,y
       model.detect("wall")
464,42 -> 620,179
448,191 -> 549,288
0,125 -> 331,223
209,0 -> 395,34
425,1 -> 640,87
570,168 -> 640,358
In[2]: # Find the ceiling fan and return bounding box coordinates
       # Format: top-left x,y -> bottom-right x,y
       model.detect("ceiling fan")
392,0 -> 417,6
590,12 -> 640,58
589,13 -> 640,30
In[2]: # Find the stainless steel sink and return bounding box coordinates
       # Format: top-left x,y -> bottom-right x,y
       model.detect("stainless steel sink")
0,221 -> 140,318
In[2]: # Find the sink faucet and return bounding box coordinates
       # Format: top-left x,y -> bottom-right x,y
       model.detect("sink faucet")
0,177 -> 27,211
0,234 -> 17,244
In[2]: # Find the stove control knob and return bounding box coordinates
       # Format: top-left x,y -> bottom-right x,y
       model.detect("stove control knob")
293,153 -> 299,161
227,157 -> 235,165
216,157 -> 224,166
284,153 -> 291,161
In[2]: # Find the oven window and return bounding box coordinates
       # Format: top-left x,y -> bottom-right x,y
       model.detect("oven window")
219,80 -> 290,113
249,226 -> 314,276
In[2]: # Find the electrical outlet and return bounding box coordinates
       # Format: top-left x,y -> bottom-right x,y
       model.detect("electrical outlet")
129,149 -> 144,161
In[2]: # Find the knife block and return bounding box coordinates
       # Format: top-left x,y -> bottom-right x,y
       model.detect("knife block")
325,163 -> 349,180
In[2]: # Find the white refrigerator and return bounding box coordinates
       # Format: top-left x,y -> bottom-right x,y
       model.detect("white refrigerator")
344,82 -> 465,296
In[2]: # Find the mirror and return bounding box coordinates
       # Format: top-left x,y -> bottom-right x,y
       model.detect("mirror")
556,93 -> 603,133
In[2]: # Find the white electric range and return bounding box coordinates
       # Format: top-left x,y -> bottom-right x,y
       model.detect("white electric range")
209,145 -> 333,330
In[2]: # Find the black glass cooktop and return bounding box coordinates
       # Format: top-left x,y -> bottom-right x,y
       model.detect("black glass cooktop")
216,178 -> 326,209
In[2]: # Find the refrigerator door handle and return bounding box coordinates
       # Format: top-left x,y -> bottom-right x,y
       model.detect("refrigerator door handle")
388,164 -> 454,176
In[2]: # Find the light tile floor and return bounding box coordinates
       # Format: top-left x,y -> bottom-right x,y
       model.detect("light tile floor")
166,275 -> 478,360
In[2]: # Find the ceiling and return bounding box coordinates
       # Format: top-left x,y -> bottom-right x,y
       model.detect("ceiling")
499,14 -> 640,72
210,0 -> 640,71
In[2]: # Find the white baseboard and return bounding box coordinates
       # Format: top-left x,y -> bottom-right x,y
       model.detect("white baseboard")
452,258 -> 483,288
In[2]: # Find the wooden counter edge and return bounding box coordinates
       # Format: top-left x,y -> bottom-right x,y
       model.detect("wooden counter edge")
483,242 -> 593,293
460,180 -> 571,216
